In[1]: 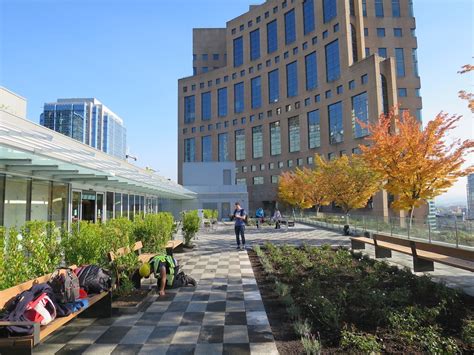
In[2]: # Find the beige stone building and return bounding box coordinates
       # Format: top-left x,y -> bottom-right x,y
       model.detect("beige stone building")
178,0 -> 422,216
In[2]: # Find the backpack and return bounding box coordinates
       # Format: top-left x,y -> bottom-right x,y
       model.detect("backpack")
24,293 -> 57,326
48,268 -> 80,304
242,209 -> 249,225
74,265 -> 111,295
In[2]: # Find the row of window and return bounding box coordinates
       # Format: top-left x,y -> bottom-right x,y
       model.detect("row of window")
361,0 -> 414,18
185,41 -> 341,123
183,74 -> 372,132
183,92 -> 369,163
233,0 -> 339,68
364,47 -> 418,78
364,27 -> 406,38
193,53 -> 223,61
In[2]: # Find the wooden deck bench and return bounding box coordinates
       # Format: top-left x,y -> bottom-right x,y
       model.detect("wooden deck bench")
108,240 -> 184,264
0,268 -> 111,355
350,233 -> 474,273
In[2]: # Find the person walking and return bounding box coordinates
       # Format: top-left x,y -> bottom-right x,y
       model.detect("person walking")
273,209 -> 282,229
233,202 -> 247,250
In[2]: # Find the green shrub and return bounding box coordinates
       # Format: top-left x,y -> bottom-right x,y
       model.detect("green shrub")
294,318 -> 312,336
103,217 -> 135,251
21,221 -> 62,278
3,227 -> 28,288
0,227 -> 5,289
182,210 -> 200,246
63,221 -> 106,266
203,209 -> 218,219
340,330 -> 381,353
462,319 -> 474,345
133,213 -> 174,252
301,333 -> 322,355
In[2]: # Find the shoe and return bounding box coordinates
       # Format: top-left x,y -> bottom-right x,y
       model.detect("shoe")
242,245 -> 247,250
236,246 -> 241,250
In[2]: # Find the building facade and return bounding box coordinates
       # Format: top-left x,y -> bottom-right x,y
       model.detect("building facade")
1,88 -> 195,229
178,0 -> 422,214
40,98 -> 127,159
183,162 -> 249,219
468,174 -> 474,220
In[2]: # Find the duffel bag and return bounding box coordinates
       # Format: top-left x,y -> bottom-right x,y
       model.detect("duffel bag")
74,265 -> 111,294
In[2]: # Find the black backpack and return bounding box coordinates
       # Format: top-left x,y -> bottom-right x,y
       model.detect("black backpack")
74,265 -> 111,294
48,268 -> 80,303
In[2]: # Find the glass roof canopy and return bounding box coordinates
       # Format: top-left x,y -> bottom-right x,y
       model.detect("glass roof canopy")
0,113 -> 195,200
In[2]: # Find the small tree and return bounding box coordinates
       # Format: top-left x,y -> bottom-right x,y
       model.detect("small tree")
182,210 -> 200,246
360,109 -> 474,226
458,63 -> 474,113
299,166 -> 331,216
316,155 -> 381,223
278,170 -> 314,215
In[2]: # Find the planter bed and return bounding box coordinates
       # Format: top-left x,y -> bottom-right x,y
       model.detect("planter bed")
251,243 -> 474,354
112,288 -> 155,314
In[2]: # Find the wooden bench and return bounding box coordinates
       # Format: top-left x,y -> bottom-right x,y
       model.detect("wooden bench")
350,233 -> 474,273
0,268 -> 111,355
108,240 -> 184,264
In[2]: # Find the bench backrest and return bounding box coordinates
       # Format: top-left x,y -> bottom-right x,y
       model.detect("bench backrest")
108,241 -> 143,262
374,233 -> 474,261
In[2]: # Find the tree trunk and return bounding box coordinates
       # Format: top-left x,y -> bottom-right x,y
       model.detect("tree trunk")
409,206 -> 415,236
315,205 -> 320,217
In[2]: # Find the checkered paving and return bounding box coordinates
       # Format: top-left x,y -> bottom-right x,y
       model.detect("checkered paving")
36,225 -> 284,354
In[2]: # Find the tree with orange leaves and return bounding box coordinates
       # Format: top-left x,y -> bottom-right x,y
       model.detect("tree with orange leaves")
278,169 -> 313,211
458,63 -> 474,113
315,155 -> 381,222
360,109 -> 474,225
297,166 -> 331,216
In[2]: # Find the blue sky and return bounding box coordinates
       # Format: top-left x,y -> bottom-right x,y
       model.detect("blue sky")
1,0 -> 472,206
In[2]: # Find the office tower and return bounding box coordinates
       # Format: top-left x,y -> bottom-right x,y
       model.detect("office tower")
178,0 -> 422,214
468,174 -> 474,220
40,98 -> 127,159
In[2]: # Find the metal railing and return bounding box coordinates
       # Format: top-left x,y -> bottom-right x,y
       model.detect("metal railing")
295,212 -> 474,249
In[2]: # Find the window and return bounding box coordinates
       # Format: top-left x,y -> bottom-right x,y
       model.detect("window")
304,98 -> 311,106
269,162 -> 275,169
337,85 -> 343,94
392,0 -> 401,17
415,88 -> 421,97
184,138 -> 196,162
307,109 -> 320,149
351,24 -> 358,62
213,53 -> 219,60
394,28 -> 402,37
271,175 -> 279,184
297,158 -> 303,166
202,67 -> 208,73
412,48 -> 419,76
323,0 -> 337,23
325,90 -> 332,99
270,121 -> 281,155
251,76 -> 262,109
364,28 -> 368,36
268,69 -> 280,103
409,0 -> 414,16
218,133 -> 229,161
303,0 -> 315,35
333,23 -> 339,32
349,0 -> 355,15
236,178 -> 246,185
218,88 -> 228,117
362,0 -> 367,16
315,94 -> 320,102
286,61 -> 298,97
235,129 -> 246,160
377,28 -> 385,37
233,36 -> 243,67
398,88 -> 407,97
352,92 -> 369,138
288,160 -> 293,167
328,101 -> 343,144
234,82 -> 244,113
201,92 -> 211,121
250,29 -> 260,61
395,48 -> 405,77
323,30 -> 328,39
305,51 -> 318,90
267,20 -> 278,54
202,135 -> 212,161
375,0 -> 384,17
253,177 -> 264,185
184,95 -> 195,123
260,164 -> 265,170
202,54 -> 208,61
365,47 -> 370,57
288,116 -> 300,152
252,125 -> 263,158
285,9 -> 296,45
325,40 -> 340,82
361,74 -> 368,84
378,48 -> 387,58
416,109 -> 422,121
381,74 -> 389,115
349,80 -> 355,90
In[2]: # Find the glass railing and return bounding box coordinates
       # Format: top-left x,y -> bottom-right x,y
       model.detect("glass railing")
295,212 -> 474,249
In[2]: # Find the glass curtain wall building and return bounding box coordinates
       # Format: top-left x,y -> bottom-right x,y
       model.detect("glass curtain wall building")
40,98 -> 127,159
178,0 -> 422,215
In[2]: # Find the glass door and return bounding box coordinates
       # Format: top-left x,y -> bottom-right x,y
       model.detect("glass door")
72,190 -> 81,224
96,193 -> 104,223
